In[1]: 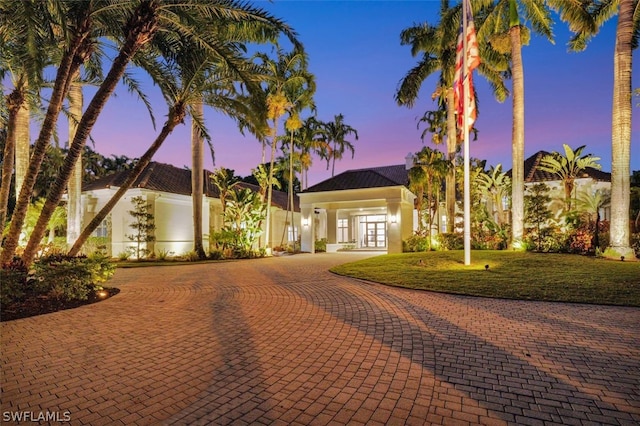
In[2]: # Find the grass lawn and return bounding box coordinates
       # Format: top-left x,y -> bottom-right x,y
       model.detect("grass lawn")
330,251 -> 640,307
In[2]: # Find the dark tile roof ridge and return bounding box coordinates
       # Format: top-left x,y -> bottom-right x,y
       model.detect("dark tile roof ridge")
526,151 -> 549,182
136,162 -> 157,188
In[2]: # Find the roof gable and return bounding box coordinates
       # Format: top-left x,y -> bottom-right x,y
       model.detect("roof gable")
304,164 -> 409,193
82,162 -> 296,210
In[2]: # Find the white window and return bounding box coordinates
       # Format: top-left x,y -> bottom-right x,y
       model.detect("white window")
93,219 -> 109,238
338,218 -> 349,243
288,225 -> 298,242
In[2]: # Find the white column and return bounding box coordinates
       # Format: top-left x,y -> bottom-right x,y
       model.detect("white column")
300,205 -> 315,253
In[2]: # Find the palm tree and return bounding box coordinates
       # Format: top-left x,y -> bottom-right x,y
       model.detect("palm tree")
410,146 -> 451,247
24,0 -> 300,265
191,98 -> 206,259
323,113 -> 358,177
67,1 -> 300,258
66,79 -> 83,248
538,144 -> 601,211
0,0 -> 53,235
256,48 -> 313,252
1,0 -> 97,264
476,164 -> 511,226
396,0 -> 509,233
296,116 -> 327,190
575,188 -> 611,251
479,0 -> 554,248
550,0 -> 637,259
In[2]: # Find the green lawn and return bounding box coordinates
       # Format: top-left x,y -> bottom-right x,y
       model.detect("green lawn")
330,251 -> 640,307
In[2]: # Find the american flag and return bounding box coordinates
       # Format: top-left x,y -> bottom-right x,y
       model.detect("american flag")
453,0 -> 480,135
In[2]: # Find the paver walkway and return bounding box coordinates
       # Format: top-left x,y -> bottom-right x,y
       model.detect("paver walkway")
1,252 -> 639,425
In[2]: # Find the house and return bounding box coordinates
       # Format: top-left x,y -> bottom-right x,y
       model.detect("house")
299,154 -> 417,254
299,150 -> 612,255
81,162 -> 300,257
515,150 -> 612,220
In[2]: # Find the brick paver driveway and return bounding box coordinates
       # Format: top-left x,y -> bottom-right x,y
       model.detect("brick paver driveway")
2,252 -> 639,425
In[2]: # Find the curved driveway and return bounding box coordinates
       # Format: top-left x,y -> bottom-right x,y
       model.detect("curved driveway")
1,253 -> 639,425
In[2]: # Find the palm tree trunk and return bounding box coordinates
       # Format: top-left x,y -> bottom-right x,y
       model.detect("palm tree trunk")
264,126 -> 278,251
0,90 -> 22,230
69,103 -> 186,256
289,132 -> 295,248
446,88 -> 457,233
191,99 -> 206,259
67,80 -> 83,249
331,141 -> 337,177
14,98 -> 29,206
0,34 -> 86,264
605,0 -> 635,259
427,179 -> 433,250
22,0 -> 159,266
510,25 -> 525,247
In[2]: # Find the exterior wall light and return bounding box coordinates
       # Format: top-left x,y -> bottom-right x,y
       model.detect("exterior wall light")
302,218 -> 310,227
390,215 -> 397,224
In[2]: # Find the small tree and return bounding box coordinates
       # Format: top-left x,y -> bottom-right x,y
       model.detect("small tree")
525,183 -> 553,251
126,196 -> 155,260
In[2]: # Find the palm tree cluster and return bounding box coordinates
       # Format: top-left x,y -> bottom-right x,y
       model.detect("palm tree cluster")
397,0 -> 638,259
1,0 -> 364,265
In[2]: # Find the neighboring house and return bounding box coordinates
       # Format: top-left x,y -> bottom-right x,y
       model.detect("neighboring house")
514,151 -> 612,221
81,162 -> 299,257
299,154 -> 417,254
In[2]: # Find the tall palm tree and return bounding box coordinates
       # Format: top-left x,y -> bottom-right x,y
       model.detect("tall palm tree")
479,0 -> 554,248
323,113 -> 358,177
1,0 -> 97,264
410,146 -> 451,246
551,0 -> 638,258
68,1 -> 300,258
296,116 -> 327,189
538,144 -> 601,211
396,0 -> 509,233
66,79 -> 83,248
25,0 -> 300,265
256,48 -> 313,252
0,0 -> 54,235
191,98 -> 206,258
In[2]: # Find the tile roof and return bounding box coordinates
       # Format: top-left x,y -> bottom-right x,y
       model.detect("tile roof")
82,162 -> 296,210
507,151 -> 611,183
303,164 -> 409,193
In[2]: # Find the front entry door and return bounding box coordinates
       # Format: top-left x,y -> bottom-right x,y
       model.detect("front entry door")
365,221 -> 386,248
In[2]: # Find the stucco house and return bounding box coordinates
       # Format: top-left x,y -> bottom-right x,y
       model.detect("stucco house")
299,151 -> 611,254
299,154 -> 417,254
514,150 -> 612,221
81,162 -> 299,257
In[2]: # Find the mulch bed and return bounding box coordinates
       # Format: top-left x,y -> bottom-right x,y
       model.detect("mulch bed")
0,288 -> 120,322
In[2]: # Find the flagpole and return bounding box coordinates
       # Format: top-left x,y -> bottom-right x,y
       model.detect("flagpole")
462,0 -> 471,266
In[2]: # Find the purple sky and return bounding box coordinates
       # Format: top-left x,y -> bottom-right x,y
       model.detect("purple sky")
76,0 -> 639,186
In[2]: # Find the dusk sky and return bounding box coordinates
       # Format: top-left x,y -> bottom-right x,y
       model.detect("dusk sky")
73,0 -> 639,186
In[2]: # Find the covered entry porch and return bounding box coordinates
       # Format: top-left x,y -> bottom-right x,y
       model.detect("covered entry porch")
299,186 -> 415,254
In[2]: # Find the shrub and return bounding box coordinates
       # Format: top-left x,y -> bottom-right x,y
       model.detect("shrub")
117,251 -> 130,261
156,248 -> 174,260
181,250 -> 200,262
436,233 -> 464,250
33,254 -> 116,301
632,233 -> 640,258
403,234 -> 430,252
0,257 -> 28,305
207,250 -> 224,260
315,238 -> 327,252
